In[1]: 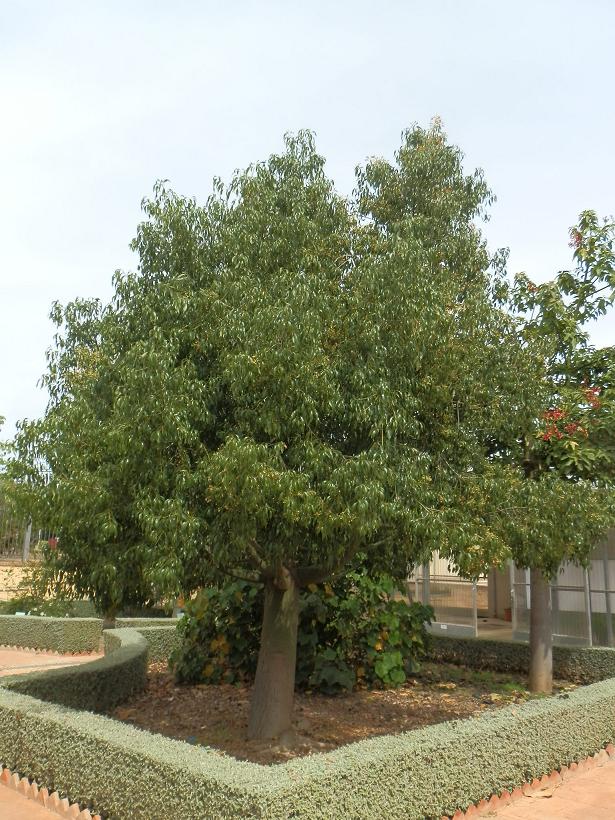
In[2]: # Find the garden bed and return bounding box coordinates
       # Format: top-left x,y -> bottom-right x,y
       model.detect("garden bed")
109,661 -> 574,764
0,627 -> 613,818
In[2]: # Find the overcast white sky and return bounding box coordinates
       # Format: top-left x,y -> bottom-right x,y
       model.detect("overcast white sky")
1,0 -> 614,440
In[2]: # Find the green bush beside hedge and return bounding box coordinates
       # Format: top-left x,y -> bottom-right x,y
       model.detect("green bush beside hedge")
0,614 -> 102,653
430,634 -> 615,683
171,576 -> 432,692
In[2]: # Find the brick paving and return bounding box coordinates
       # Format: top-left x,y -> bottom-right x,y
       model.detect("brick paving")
491,757 -> 615,819
0,785 -> 58,819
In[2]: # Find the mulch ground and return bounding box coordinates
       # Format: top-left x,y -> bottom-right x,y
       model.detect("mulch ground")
110,662 -> 574,765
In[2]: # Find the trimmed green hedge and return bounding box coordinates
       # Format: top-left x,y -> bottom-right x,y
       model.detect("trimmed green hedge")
0,623 -> 178,714
2,624 -> 615,817
0,614 -> 181,659
0,614 -> 102,653
116,617 -> 178,629
430,634 -> 615,684
2,628 -> 148,712
137,624 -> 181,662
103,623 -> 180,664
0,668 -> 614,818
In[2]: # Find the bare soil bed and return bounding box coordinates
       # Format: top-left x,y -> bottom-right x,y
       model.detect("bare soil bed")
110,662 -> 574,765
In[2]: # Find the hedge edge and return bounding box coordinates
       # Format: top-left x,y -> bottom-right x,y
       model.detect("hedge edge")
0,614 -> 102,654
0,614 -> 181,656
430,633 -> 615,684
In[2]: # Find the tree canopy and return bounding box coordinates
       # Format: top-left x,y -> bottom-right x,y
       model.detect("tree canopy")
11,124 -> 537,605
502,212 -> 615,575
10,123 -> 546,736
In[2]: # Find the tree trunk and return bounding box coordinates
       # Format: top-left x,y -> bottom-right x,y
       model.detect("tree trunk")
102,606 -> 117,631
247,571 -> 299,741
529,567 -> 553,694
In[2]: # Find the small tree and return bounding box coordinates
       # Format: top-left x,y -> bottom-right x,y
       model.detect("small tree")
10,124 -> 539,739
504,212 -> 615,692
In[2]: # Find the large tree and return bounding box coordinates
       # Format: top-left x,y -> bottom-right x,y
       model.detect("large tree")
11,124 -> 538,739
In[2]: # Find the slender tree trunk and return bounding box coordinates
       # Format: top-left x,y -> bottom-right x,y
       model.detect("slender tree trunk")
102,606 -> 117,631
529,567 -> 553,694
247,570 -> 299,741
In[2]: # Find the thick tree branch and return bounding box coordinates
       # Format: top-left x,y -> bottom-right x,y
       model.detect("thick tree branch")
202,544 -> 263,586
221,566 -> 263,585
246,540 -> 267,570
295,541 -> 363,587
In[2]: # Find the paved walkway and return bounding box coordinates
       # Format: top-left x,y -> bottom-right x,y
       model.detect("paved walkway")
0,785 -> 59,819
492,757 -> 615,819
0,648 -> 101,677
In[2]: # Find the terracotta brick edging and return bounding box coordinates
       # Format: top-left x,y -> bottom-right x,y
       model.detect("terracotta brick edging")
0,765 -> 101,820
442,744 -> 615,820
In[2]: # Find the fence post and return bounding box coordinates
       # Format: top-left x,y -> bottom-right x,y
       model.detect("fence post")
584,568 -> 593,647
422,562 -> 430,606
509,560 -> 517,635
22,521 -> 32,562
603,545 -> 614,647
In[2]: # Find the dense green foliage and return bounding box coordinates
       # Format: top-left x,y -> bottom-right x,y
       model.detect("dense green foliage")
170,582 -> 261,685
297,571 -> 432,691
498,213 -> 615,575
8,122 -> 538,610
170,573 -> 432,693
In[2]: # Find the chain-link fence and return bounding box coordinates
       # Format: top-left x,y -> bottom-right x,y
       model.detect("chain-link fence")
409,533 -> 615,647
587,533 -> 615,646
0,470 -> 53,563
511,565 -> 591,646
0,513 -> 54,600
